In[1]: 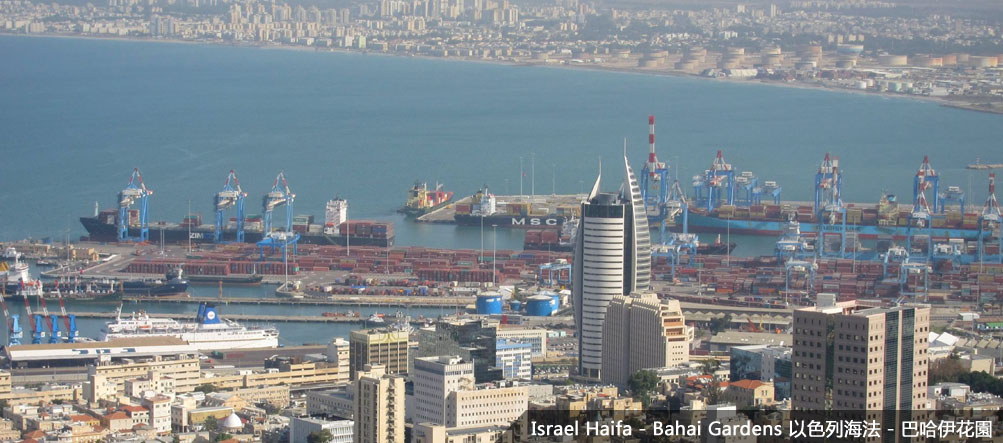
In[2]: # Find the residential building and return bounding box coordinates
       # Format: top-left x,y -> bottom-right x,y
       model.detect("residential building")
724,380 -> 775,408
353,364 -> 405,443
572,155 -> 651,381
730,345 -> 792,400
601,293 -> 691,386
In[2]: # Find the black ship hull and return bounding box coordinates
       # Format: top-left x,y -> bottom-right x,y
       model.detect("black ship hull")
121,280 -> 189,297
80,216 -> 392,247
454,214 -> 567,228
187,274 -> 264,285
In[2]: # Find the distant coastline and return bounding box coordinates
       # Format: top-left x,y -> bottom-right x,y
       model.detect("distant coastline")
5,31 -> 1001,115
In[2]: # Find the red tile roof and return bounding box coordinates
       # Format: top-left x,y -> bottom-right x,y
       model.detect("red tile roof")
729,379 -> 766,390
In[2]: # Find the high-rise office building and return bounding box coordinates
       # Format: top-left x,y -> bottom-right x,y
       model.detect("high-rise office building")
601,294 -> 692,386
792,295 -> 929,412
353,364 -> 405,443
573,154 -> 651,381
411,356 -> 475,426
349,328 -> 409,380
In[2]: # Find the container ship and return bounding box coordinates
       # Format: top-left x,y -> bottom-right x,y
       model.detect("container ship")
523,222 -> 736,254
454,187 -> 568,228
81,198 -> 393,247
99,303 -> 279,350
400,182 -> 453,216
679,193 -> 984,241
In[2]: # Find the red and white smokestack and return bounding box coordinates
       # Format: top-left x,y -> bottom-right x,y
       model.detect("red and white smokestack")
648,115 -> 656,162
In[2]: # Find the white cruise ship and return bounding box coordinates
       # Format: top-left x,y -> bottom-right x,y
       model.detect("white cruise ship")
99,303 -> 279,350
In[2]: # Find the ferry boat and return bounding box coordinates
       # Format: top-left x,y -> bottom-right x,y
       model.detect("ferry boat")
400,182 -> 453,216
99,303 -> 279,350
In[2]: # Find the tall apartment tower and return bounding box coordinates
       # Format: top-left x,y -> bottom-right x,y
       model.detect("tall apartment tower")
792,295 -> 929,412
353,364 -> 405,443
572,154 -> 651,381
601,294 -> 692,386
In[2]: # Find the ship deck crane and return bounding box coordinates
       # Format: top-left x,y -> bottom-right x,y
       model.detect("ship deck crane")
214,170 -> 247,243
978,173 -> 1002,264
118,168 -> 153,242
263,172 -> 295,235
0,285 -> 22,346
639,115 -> 670,224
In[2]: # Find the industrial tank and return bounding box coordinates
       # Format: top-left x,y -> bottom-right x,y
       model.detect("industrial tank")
476,292 -> 503,315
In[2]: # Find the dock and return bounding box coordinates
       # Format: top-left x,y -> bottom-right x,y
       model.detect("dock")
416,193 -> 585,224
122,295 -> 475,308
70,311 -> 386,323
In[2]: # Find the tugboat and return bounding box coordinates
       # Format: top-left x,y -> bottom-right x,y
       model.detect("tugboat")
399,182 -> 453,216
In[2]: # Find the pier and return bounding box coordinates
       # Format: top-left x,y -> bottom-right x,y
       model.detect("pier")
71,311 -> 399,324
121,295 -> 475,308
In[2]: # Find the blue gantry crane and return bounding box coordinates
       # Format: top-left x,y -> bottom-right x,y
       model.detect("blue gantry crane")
0,285 -> 21,346
978,173 -> 1002,264
813,153 -> 848,258
118,168 -> 153,242
692,150 -> 735,212
263,172 -> 295,235
215,170 -> 247,243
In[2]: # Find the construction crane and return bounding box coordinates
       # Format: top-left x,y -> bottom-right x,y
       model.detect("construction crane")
263,172 -> 295,234
0,284 -> 22,346
118,168 -> 153,242
215,170 -> 247,243
640,115 -> 670,224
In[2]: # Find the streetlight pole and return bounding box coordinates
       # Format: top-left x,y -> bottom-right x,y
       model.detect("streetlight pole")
492,224 -> 497,285
519,157 -> 524,196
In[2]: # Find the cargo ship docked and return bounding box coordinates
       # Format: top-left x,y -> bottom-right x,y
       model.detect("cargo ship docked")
399,182 -> 453,216
120,267 -> 189,298
653,151 -> 993,241
99,303 -> 279,350
81,198 -> 393,247
454,187 -> 568,228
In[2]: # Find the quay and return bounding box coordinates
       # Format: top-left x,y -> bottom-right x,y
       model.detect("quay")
416,193 -> 585,224
70,311 -> 397,324
121,295 -> 475,308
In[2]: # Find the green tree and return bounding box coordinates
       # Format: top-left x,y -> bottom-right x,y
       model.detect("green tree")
203,416 -> 219,432
195,383 -> 218,394
214,433 -> 233,442
930,355 -> 966,384
628,369 -> 659,407
709,314 -> 732,334
307,430 -> 334,443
